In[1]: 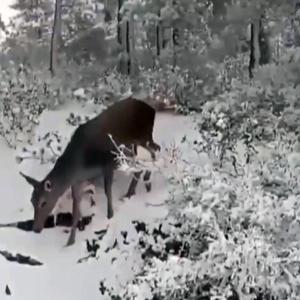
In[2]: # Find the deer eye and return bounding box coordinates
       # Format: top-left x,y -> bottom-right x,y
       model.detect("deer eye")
44,180 -> 52,192
40,200 -> 47,208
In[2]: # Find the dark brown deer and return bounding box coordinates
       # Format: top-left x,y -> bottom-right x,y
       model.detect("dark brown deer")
20,98 -> 160,246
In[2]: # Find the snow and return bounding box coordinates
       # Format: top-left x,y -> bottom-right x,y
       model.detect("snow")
0,102 -> 197,299
73,88 -> 86,98
0,0 -> 16,25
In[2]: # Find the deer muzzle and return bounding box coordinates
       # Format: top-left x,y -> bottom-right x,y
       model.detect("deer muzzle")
33,209 -> 46,233
33,227 -> 42,233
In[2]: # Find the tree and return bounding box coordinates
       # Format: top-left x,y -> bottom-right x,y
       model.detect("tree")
50,0 -> 62,76
4,0 -> 54,66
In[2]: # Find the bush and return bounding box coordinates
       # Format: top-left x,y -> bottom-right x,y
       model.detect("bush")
0,63 -> 73,148
99,69 -> 300,298
102,122 -> 300,299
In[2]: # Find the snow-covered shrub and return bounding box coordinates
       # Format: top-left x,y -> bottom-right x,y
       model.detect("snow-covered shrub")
15,131 -> 66,165
136,66 -> 180,97
15,104 -> 106,166
66,112 -> 93,127
103,120 -> 300,300
0,66 -> 47,148
255,47 -> 300,89
0,64 -> 77,148
219,53 -> 249,88
96,68 -> 132,102
0,61 -> 117,149
197,72 -> 300,173
135,63 -> 220,114
197,47 -> 300,167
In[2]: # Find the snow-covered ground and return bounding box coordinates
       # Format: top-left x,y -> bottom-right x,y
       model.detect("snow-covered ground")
0,102 -> 197,300
0,0 -> 16,24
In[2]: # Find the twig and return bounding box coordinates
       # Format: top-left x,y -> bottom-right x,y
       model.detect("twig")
145,202 -> 166,207
0,222 -> 18,228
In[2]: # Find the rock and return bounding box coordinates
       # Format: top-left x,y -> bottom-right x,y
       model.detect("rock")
5,285 -> 11,296
0,250 -> 43,266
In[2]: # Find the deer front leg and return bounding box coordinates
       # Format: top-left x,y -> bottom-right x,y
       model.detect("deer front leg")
143,170 -> 152,192
66,182 -> 84,247
104,165 -> 114,219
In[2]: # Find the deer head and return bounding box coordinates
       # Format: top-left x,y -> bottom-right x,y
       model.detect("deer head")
20,172 -> 62,233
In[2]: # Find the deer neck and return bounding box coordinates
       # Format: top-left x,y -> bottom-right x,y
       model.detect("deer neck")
45,151 -> 80,198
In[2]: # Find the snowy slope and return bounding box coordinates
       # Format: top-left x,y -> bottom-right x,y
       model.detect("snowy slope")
0,102 -> 197,300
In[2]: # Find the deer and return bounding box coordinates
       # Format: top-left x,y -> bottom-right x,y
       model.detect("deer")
20,97 -> 161,246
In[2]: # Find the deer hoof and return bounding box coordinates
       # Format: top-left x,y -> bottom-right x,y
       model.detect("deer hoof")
107,210 -> 113,219
120,192 -> 134,201
145,183 -> 152,193
125,189 -> 136,198
119,195 -> 127,202
122,195 -> 131,201
78,220 -> 85,231
65,238 -> 75,247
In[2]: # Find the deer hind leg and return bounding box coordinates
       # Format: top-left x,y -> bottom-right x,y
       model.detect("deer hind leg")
104,165 -> 114,219
124,143 -> 149,198
84,178 -> 96,207
123,170 -> 152,198
137,140 -> 158,193
141,140 -> 160,160
124,170 -> 143,199
149,141 -> 161,152
143,170 -> 152,193
66,182 -> 84,246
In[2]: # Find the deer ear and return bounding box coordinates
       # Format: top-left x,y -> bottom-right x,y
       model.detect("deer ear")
44,180 -> 52,192
19,172 -> 39,187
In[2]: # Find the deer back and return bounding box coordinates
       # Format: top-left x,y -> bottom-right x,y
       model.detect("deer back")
82,97 -> 156,151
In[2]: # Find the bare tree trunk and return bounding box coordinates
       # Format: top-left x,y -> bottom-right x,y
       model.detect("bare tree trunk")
249,23 -> 254,79
130,15 -> 136,76
258,13 -> 270,65
248,18 -> 260,79
212,0 -> 228,16
171,0 -> 179,71
156,9 -> 161,57
253,20 -> 260,68
50,0 -> 62,76
117,0 -> 123,45
117,0 -> 125,73
162,27 -> 167,49
126,20 -> 131,75
172,27 -> 179,71
248,14 -> 270,78
294,0 -> 300,46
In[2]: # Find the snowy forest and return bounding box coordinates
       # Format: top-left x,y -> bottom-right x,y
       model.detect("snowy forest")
1,0 -> 300,299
